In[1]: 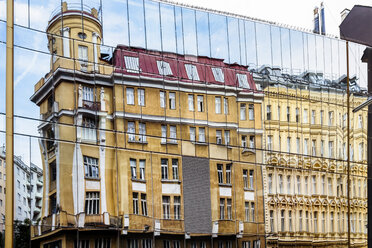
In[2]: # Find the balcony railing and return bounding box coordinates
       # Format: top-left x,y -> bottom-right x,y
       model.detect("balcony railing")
82,100 -> 101,111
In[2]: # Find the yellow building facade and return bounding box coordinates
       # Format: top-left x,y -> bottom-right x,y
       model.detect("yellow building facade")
255,67 -> 368,247
31,3 -> 266,248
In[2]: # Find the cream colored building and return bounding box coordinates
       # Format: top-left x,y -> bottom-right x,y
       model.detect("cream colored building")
30,3 -> 266,248
254,66 -> 368,248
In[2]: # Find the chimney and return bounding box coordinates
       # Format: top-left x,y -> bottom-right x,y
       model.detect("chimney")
313,6 -> 320,34
320,2 -> 326,35
341,8 -> 350,22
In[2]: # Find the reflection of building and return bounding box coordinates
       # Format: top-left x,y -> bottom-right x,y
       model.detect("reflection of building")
31,2 -> 265,248
253,66 -> 368,247
0,146 -> 43,230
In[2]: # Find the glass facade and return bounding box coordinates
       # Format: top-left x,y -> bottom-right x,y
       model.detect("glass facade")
0,0 -> 368,247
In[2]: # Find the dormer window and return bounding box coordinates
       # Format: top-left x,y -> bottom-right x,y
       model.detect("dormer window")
212,68 -> 224,83
124,56 -> 140,73
237,74 -> 249,89
185,64 -> 199,81
157,61 -> 172,76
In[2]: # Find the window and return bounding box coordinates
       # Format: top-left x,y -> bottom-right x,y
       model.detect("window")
281,210 -> 285,232
312,175 -> 317,194
249,170 -> 254,189
286,107 -> 290,122
169,92 -> 176,109
161,125 -> 167,143
224,98 -> 229,114
172,159 -> 179,180
173,241 -> 180,248
253,240 -> 260,248
299,210 -> 303,231
321,140 -> 324,156
85,192 -> 100,215
227,199 -> 232,219
328,177 -> 333,196
243,170 -> 248,189
160,91 -> 165,108
84,156 -> 99,179
304,177 -> 308,194
138,89 -> 145,106
139,123 -> 146,142
128,239 -> 138,248
287,175 -> 291,194
17,180 -> 20,189
320,110 -> 324,125
157,61 -> 172,75
217,164 -> 223,184
322,212 -> 326,233
328,111 -> 334,125
188,95 -> 194,111
199,127 -> 205,142
278,174 -> 283,194
127,122 -> 135,141
189,127 -> 196,142
304,138 -> 308,155
249,136 -> 255,149
162,196 -> 170,219
296,138 -> 300,154
124,56 -> 140,73
226,164 -> 231,184
237,73 -> 249,88
241,135 -> 247,148
197,95 -> 204,112
358,115 -> 363,128
240,104 -> 246,120
359,142 -> 364,161
306,211 -> 309,232
220,199 -> 225,219
243,242 -> 251,248
142,240 -> 152,248
169,126 -> 177,143
288,210 -> 292,232
163,240 -> 170,248
185,64 -> 199,80
311,110 -> 315,124
270,210 -> 274,232
267,105 -> 271,120
303,109 -> 308,123
245,202 -> 250,221
161,159 -> 168,180
330,212 -> 334,232
267,136 -> 273,151
82,86 -> 94,101
75,240 -> 89,248
312,140 -> 316,156
249,104 -> 254,120
314,211 -> 318,233
250,202 -> 255,222
212,67 -> 224,82
215,97 -> 221,114
268,174 -> 273,193
296,175 -> 301,194
174,196 -> 181,220
133,192 -> 139,214
200,242 -> 206,248
329,141 -> 334,158
139,160 -> 145,180
216,130 -> 222,145
321,175 -> 325,194
140,194 -> 147,216
295,107 -> 299,122
82,117 -> 97,141
126,87 -> 134,105
224,130 -> 230,145
130,159 -> 137,179
278,106 -> 281,120
78,45 -> 88,65
287,137 -> 291,153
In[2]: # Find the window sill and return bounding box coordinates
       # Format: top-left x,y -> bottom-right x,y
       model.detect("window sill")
128,140 -> 148,144
218,183 -> 232,187
244,188 -> 254,192
193,141 -> 208,146
161,141 -> 178,145
161,179 -> 181,184
131,178 -> 146,183
85,177 -> 100,181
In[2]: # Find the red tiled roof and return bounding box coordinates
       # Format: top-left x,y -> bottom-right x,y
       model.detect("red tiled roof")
113,46 -> 257,92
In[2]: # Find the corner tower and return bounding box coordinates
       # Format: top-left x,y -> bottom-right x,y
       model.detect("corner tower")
46,1 -> 102,72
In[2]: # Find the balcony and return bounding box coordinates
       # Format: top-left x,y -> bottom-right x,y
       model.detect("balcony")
82,100 -> 101,111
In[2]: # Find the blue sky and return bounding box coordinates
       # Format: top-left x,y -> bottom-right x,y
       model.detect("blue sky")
0,0 -> 369,167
